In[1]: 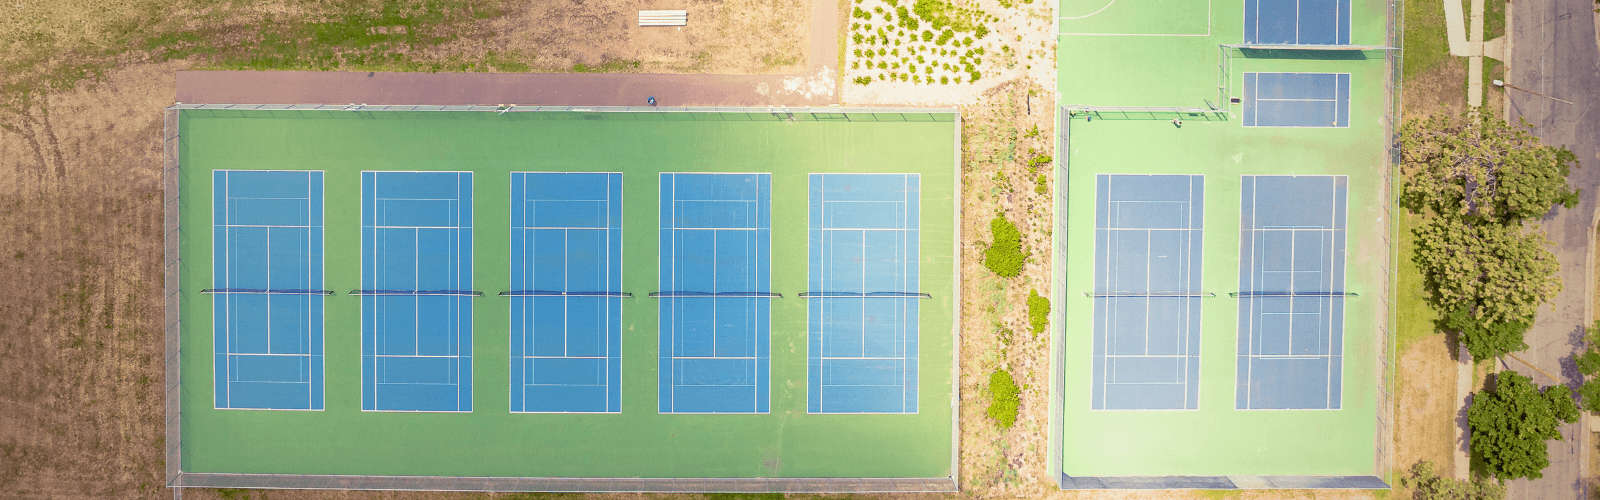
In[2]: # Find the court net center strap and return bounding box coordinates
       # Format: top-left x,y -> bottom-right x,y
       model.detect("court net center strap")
201,288 -> 334,295
798,291 -> 933,298
498,291 -> 633,297
348,289 -> 485,297
648,291 -> 783,298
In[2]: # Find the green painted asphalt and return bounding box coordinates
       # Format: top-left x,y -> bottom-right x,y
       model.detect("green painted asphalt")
1056,0 -> 1393,476
178,110 -> 956,478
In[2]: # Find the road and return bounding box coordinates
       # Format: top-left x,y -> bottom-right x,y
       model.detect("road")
1504,0 -> 1600,497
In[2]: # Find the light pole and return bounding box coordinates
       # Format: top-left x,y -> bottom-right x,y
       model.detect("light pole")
1492,80 -> 1573,105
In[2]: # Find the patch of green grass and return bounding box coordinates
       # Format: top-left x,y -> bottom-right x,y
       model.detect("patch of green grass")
1397,212 -> 1442,353
1403,0 -> 1450,83
1484,0 -> 1505,40
573,59 -> 643,73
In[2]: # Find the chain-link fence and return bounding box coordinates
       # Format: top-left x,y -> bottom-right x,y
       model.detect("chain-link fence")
160,104 -> 962,494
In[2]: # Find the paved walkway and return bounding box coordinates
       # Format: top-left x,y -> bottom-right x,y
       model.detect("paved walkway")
176,69 -> 840,107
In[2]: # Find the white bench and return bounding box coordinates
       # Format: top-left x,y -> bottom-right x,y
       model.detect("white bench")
639,10 -> 688,26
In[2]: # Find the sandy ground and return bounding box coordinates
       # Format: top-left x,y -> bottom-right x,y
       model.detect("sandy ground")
841,0 -> 1057,105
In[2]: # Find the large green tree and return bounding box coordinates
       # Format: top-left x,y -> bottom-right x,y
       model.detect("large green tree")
1468,370 -> 1580,481
1401,110 -> 1581,223
1401,110 -> 1579,360
1411,216 -> 1561,326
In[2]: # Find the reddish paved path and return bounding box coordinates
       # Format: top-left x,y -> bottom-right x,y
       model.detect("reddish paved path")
177,70 -> 839,107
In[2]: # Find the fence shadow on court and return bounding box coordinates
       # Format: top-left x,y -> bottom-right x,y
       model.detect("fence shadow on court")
1237,48 -> 1371,61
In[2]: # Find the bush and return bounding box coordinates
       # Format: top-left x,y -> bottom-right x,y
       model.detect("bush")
852,76 -> 872,85
984,217 -> 1027,277
1027,289 -> 1050,336
935,28 -> 955,45
939,76 -> 949,84
987,369 -> 1020,428
1028,154 -> 1053,169
1035,174 -> 1047,194
969,70 -> 981,82
1400,460 -> 1505,500
921,30 -> 935,41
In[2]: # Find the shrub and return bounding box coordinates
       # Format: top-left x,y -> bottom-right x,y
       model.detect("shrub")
852,6 -> 868,18
984,217 -> 1026,277
940,75 -> 949,84
975,24 -> 990,38
1028,154 -> 1053,169
1027,289 -> 1050,336
1035,174 -> 1047,194
853,76 -> 872,85
987,369 -> 1020,429
921,30 -> 935,41
969,70 -> 981,82
1400,461 -> 1505,500
935,28 -> 955,45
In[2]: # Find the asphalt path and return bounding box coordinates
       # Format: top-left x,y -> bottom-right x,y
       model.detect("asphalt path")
176,70 -> 840,107
1505,0 -> 1600,497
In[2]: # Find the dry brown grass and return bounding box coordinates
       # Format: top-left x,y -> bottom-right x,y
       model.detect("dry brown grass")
956,79 -> 1057,497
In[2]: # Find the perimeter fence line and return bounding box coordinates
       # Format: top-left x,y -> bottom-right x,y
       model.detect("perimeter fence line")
161,104 -> 964,495
165,103 -> 959,121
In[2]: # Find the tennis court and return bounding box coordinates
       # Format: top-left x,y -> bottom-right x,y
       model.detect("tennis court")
807,173 -> 921,414
508,172 -> 624,414
360,171 -> 475,413
172,108 -> 958,486
657,173 -> 773,414
1243,72 -> 1352,128
1236,175 -> 1348,410
1091,174 -> 1204,411
210,170 -> 326,411
1244,0 -> 1352,44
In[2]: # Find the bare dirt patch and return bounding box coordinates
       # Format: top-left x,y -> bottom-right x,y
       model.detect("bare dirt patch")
1392,333 -> 1461,496
0,59 -> 188,499
1402,56 -> 1467,118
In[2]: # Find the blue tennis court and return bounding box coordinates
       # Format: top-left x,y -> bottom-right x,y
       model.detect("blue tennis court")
1243,72 -> 1351,128
509,172 -> 623,413
1091,174 -> 1204,411
1243,0 -> 1351,44
807,174 -> 920,414
211,170 -> 325,410
360,171 -> 474,412
1236,175 -> 1347,410
658,173 -> 772,414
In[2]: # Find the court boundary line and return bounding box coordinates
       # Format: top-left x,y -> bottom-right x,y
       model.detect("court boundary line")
1057,0 -> 1211,37
1088,174 -> 1205,412
210,169 -> 327,412
509,171 -> 625,414
359,170 -> 477,414
805,173 -> 923,415
1234,174 -> 1350,411
658,172 -> 774,415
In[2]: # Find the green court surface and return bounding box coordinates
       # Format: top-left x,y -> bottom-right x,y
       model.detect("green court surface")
1054,0 -> 1395,480
177,109 -> 957,478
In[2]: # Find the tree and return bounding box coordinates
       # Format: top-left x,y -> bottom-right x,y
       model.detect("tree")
1411,216 -> 1561,326
1467,370 -> 1580,481
1400,460 -> 1505,500
1400,110 -> 1580,224
1441,306 -> 1531,361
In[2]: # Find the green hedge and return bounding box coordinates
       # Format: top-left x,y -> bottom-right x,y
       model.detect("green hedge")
983,217 -> 1026,277
987,369 -> 1020,429
1028,289 -> 1050,337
